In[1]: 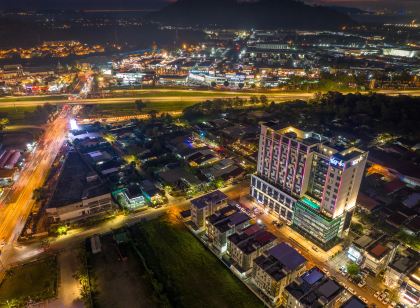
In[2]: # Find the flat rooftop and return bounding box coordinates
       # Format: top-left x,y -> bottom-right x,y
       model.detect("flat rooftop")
228,225 -> 276,255
340,296 -> 367,308
390,249 -> 420,274
353,235 -> 375,249
49,151 -> 109,208
286,267 -> 344,307
368,243 -> 390,260
255,243 -> 306,281
191,190 -> 228,210
207,205 -> 250,233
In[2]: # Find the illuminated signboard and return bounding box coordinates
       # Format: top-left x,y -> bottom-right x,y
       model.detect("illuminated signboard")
352,156 -> 364,166
330,157 -> 345,168
347,246 -> 362,263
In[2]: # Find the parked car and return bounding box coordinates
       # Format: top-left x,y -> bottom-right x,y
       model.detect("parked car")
358,280 -> 366,288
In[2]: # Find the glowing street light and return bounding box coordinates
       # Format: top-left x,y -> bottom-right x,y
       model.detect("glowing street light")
70,119 -> 79,130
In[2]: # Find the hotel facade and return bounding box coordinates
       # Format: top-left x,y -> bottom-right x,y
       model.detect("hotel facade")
251,124 -> 367,247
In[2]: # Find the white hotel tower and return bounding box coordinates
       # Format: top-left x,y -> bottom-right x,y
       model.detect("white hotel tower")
251,123 -> 368,248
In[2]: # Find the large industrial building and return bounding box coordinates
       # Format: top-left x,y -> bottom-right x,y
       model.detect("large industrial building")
251,124 -> 368,248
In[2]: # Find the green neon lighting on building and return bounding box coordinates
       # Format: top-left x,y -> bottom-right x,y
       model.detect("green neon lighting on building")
301,196 -> 320,211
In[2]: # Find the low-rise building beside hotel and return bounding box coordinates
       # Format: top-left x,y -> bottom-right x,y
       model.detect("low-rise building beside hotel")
252,242 -> 307,305
228,224 -> 277,275
384,248 -> 419,289
364,241 -> 399,275
384,248 -> 420,306
191,190 -> 228,230
284,267 -> 344,308
347,233 -> 398,275
206,204 -> 251,253
400,266 -> 420,307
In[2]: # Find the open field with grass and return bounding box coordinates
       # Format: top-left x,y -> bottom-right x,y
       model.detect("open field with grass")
0,95 -> 66,103
88,233 -> 158,308
93,100 -> 202,116
132,217 -> 264,308
0,256 -> 58,305
111,89 -> 250,98
0,106 -> 38,124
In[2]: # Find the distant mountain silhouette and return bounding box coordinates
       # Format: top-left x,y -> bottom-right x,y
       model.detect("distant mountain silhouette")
150,0 -> 355,30
328,5 -> 367,15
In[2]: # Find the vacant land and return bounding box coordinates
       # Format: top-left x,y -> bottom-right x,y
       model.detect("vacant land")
111,89 -> 244,98
88,233 -> 158,308
93,100 -> 200,116
0,256 -> 58,305
0,95 -> 65,103
132,217 -> 264,308
0,106 -> 38,124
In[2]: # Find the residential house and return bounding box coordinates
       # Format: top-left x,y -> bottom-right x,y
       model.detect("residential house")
252,242 -> 307,305
284,267 -> 344,308
206,204 -> 251,253
228,224 -> 277,275
190,190 -> 228,230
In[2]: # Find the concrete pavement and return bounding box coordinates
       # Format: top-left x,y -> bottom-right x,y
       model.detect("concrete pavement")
46,249 -> 84,308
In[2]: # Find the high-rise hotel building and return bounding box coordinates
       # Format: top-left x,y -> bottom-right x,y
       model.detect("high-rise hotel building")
251,123 -> 367,248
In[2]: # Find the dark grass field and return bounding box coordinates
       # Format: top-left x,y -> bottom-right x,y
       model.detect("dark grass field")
133,216 -> 264,308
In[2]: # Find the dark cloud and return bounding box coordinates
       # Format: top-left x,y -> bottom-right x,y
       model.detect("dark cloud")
306,0 -> 420,14
0,0 -> 170,10
0,0 -> 418,16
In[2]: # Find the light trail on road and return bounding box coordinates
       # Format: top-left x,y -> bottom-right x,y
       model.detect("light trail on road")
0,89 -> 418,108
0,112 -> 69,250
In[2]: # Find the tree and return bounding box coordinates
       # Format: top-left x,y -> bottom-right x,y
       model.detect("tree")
211,178 -> 225,189
350,222 -> 364,235
0,118 -> 9,130
164,113 -> 173,124
249,95 -> 259,104
33,187 -> 48,202
186,184 -> 199,198
395,230 -> 420,251
134,100 -> 147,112
148,110 -> 158,119
346,262 -> 360,276
260,95 -> 268,105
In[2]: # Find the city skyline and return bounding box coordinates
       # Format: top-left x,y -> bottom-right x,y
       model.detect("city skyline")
0,0 -> 418,307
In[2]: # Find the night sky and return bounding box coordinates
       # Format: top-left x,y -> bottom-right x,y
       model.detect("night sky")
0,0 -> 418,13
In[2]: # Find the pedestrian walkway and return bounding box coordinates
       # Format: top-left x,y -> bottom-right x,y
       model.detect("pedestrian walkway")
46,249 -> 83,308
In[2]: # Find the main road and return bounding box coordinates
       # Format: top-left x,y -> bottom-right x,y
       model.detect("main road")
0,89 -> 419,108
2,177 -> 385,306
0,110 -> 69,254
